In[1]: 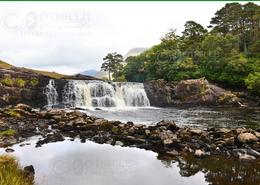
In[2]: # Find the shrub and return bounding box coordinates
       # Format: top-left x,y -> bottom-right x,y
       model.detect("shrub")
0,129 -> 16,136
0,155 -> 34,185
29,79 -> 39,87
15,78 -> 26,87
0,77 -> 14,87
245,72 -> 260,94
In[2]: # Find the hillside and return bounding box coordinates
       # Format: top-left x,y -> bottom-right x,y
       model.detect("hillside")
0,60 -> 67,79
0,60 -> 100,80
0,60 -> 12,69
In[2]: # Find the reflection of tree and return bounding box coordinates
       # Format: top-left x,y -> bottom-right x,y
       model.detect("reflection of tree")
158,154 -> 260,185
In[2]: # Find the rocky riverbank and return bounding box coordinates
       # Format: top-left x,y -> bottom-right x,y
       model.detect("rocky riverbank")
0,104 -> 259,162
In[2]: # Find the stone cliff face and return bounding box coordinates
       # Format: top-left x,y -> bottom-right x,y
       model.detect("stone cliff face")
0,68 -> 50,107
0,67 -> 98,108
144,78 -> 240,107
0,67 -> 240,108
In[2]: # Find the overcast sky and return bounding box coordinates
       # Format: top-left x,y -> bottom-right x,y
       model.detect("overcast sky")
0,2 -> 254,75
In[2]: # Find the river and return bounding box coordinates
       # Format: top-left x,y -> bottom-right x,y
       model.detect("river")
1,80 -> 259,185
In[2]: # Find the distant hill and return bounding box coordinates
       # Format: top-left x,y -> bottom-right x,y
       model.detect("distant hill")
124,47 -> 148,59
80,69 -> 110,80
80,69 -> 98,76
95,71 -> 110,80
78,47 -> 148,80
0,60 -> 99,80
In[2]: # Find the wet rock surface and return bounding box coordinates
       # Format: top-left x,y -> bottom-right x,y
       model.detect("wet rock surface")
0,104 -> 259,162
144,78 -> 241,107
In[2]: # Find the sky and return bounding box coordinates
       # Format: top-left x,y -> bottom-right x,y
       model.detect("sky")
0,2 -> 254,75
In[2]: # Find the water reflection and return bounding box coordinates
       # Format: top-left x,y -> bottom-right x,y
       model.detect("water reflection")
158,154 -> 260,185
0,138 -> 206,185
0,138 -> 259,185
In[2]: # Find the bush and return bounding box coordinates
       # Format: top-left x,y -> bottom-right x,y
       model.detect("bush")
15,78 -> 26,87
0,129 -> 16,136
0,77 -> 14,87
29,79 -> 39,87
245,72 -> 260,94
0,155 -> 34,185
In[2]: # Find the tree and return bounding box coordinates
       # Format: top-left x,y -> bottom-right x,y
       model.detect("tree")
123,56 -> 147,82
182,21 -> 207,39
101,52 -> 124,81
210,2 -> 259,53
119,2 -> 259,95
181,21 -> 207,59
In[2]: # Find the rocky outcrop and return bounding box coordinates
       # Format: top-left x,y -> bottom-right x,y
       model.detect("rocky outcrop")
144,78 -> 240,107
0,67 -> 99,108
0,66 -> 242,109
0,68 -> 50,107
1,104 -> 259,162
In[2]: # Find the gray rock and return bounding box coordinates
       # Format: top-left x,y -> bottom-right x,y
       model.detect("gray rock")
239,153 -> 256,162
115,141 -> 124,146
5,148 -> 14,153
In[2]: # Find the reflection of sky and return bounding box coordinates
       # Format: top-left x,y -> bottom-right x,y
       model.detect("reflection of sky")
0,138 -> 206,185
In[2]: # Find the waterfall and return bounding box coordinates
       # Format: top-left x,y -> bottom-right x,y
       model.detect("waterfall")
45,80 -> 150,108
62,80 -> 92,107
44,79 -> 58,107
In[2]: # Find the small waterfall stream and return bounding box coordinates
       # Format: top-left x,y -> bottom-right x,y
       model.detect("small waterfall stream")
45,80 -> 150,108
44,79 -> 58,107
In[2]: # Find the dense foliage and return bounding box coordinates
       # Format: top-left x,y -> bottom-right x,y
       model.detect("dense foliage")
122,2 -> 260,94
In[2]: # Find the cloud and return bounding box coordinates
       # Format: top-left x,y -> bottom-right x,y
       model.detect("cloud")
0,1 -> 252,75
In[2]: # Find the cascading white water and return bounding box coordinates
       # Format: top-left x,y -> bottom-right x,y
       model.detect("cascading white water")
44,79 -> 58,107
118,83 -> 150,107
62,80 -> 150,108
62,80 -> 92,107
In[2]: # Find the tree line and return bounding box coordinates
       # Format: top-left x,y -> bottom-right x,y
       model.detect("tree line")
101,2 -> 260,95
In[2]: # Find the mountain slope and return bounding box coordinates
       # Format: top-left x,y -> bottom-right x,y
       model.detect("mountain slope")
80,69 -> 98,76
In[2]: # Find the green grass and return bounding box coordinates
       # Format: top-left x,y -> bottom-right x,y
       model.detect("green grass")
0,60 -> 12,69
0,129 -> 16,137
31,69 -> 67,79
3,110 -> 21,118
0,77 -> 27,87
0,60 -> 67,79
15,78 -> 26,87
29,79 -> 39,87
0,155 -> 34,185
0,77 -> 14,86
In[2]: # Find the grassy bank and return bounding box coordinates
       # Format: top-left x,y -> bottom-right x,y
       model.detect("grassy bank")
0,155 -> 34,185
0,60 -> 66,79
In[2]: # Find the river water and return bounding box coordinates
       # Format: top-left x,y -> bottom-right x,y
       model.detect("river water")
1,80 -> 259,185
1,136 -> 259,185
0,106 -> 260,185
84,106 -> 260,129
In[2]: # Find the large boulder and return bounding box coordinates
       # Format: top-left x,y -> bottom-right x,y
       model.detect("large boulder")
237,133 -> 258,143
144,78 -> 240,107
